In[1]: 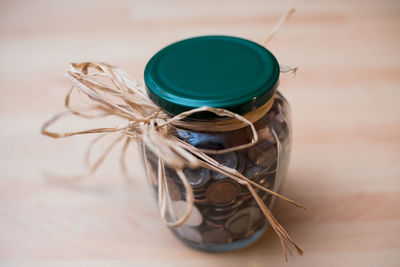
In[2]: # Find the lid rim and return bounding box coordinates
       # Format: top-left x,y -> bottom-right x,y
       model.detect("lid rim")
144,35 -> 280,118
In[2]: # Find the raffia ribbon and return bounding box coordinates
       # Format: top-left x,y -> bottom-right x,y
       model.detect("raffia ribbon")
41,9 -> 303,260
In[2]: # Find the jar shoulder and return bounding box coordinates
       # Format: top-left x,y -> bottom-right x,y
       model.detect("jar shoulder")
175,91 -> 292,150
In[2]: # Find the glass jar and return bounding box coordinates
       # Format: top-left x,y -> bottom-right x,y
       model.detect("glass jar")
140,36 -> 292,252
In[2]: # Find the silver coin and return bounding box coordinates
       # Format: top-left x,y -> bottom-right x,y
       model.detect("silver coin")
211,152 -> 238,180
183,166 -> 211,188
243,165 -> 263,180
235,153 -> 247,174
179,226 -> 203,243
225,207 -> 263,234
171,200 -> 203,227
203,229 -> 231,244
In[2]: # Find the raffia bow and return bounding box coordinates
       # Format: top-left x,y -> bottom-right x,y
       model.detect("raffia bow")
41,9 -> 303,260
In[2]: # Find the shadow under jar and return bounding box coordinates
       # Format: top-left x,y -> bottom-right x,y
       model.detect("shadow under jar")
140,36 -> 292,252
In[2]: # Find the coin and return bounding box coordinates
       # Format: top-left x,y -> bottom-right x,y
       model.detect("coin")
165,167 -> 180,184
277,115 -> 290,141
235,152 -> 247,174
227,215 -> 250,235
229,129 -> 251,148
203,229 -> 231,244
214,197 -> 244,212
183,166 -> 211,188
205,219 -> 225,229
145,146 -> 159,166
166,178 -> 182,201
225,207 -> 263,235
252,189 -> 270,203
239,184 -> 251,196
194,191 -> 206,198
272,113 -> 289,139
145,159 -> 158,186
205,180 -> 239,206
203,206 -> 238,221
275,113 -> 285,124
177,129 -> 228,149
193,190 -> 207,200
192,185 -> 208,197
243,165 -> 263,180
260,127 -> 276,144
193,187 -> 209,204
211,152 -> 238,180
248,141 -> 277,169
254,170 -> 276,188
171,200 -> 203,227
179,226 -> 203,243
194,198 -> 209,204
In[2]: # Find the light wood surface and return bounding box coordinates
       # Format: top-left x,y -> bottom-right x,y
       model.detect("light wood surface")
1,0 -> 400,266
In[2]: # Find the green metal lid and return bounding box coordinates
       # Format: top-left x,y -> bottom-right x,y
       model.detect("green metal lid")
144,35 -> 279,119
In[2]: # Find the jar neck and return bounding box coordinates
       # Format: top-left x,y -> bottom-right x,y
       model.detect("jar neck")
171,92 -> 277,132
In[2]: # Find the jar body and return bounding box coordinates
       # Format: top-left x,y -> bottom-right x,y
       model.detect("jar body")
140,92 -> 292,252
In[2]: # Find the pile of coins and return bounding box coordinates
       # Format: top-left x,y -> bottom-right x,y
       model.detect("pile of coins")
143,93 -> 291,249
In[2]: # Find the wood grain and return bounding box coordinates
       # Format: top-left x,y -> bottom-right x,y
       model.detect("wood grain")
1,0 -> 400,266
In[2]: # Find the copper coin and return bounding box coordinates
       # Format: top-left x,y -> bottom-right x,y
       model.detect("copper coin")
211,152 -> 238,180
194,191 -> 206,198
254,170 -> 276,188
205,180 -> 239,206
275,113 -> 285,124
272,113 -> 290,140
205,219 -> 225,229
183,166 -> 211,188
145,160 -> 158,186
145,146 -> 158,162
248,141 -> 277,169
259,127 -> 276,144
166,178 -> 182,201
193,190 -> 209,204
247,188 -> 270,204
204,206 -> 238,221
165,167 -> 180,183
214,197 -> 244,212
193,184 -> 206,191
239,184 -> 251,196
229,129 -> 251,148
266,108 -> 277,120
202,229 -> 231,244
194,198 -> 209,204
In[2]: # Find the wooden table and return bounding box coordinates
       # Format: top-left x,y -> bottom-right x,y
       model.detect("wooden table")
1,0 -> 399,266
